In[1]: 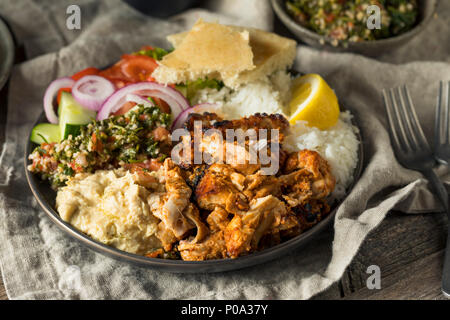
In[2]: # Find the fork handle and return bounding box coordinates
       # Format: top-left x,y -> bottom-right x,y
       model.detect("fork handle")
423,168 -> 448,212
442,226 -> 450,298
423,169 -> 450,296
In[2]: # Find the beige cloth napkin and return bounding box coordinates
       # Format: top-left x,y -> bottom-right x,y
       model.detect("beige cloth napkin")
0,0 -> 449,300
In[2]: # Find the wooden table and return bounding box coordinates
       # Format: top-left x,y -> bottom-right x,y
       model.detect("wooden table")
0,13 -> 448,302
315,211 -> 448,299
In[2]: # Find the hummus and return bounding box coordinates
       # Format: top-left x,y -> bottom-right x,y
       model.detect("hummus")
56,169 -> 163,255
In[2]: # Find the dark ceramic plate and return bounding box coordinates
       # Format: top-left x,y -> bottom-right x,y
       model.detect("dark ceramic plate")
271,0 -> 437,57
24,85 -> 364,274
0,17 -> 14,90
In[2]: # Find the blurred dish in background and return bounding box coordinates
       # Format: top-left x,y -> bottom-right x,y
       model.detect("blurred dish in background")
271,0 -> 437,57
285,0 -> 419,46
0,17 -> 14,91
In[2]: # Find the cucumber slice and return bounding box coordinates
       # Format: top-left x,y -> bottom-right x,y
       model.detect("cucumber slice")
30,123 -> 61,144
59,91 -> 96,140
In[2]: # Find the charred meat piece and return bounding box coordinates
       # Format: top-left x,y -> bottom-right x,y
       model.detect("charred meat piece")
184,112 -> 290,138
280,150 -> 335,207
293,200 -> 331,231
243,170 -> 282,200
206,206 -> 231,232
178,231 -> 227,261
156,221 -> 178,251
194,164 -> 249,214
179,112 -> 289,175
224,195 -> 287,258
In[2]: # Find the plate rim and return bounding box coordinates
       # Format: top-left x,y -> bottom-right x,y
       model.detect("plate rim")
24,87 -> 364,274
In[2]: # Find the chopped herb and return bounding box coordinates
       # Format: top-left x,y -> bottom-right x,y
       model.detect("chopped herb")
28,105 -> 172,188
176,78 -> 224,104
147,96 -> 156,105
63,166 -> 74,176
134,47 -> 172,60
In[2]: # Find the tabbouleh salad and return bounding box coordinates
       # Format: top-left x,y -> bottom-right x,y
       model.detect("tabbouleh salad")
286,0 -> 419,46
28,104 -> 172,188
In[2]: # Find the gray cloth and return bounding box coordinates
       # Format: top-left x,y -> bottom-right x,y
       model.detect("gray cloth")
0,0 -> 449,300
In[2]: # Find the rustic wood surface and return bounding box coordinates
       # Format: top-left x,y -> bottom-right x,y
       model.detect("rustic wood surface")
313,211 -> 448,300
0,8 -> 448,301
0,276 -> 6,300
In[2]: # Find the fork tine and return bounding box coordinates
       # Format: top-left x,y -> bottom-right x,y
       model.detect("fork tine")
395,86 -> 418,151
443,81 -> 449,144
447,81 -> 450,143
435,81 -> 443,147
399,85 -> 430,150
389,87 -> 413,152
383,89 -> 407,153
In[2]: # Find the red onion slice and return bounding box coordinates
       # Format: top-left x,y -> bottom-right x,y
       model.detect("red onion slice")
125,94 -> 154,108
72,75 -> 115,111
43,77 -> 75,124
97,82 -> 190,121
171,103 -> 220,131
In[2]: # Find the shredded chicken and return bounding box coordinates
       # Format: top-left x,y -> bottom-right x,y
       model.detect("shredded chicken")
148,159 -> 194,239
178,231 -> 228,261
184,112 -> 290,137
224,195 -> 286,258
179,112 -> 289,175
193,164 -> 249,214
279,150 -> 335,207
206,206 -> 230,232
156,221 -> 178,251
243,170 -> 282,199
181,203 -> 209,244
142,115 -> 337,261
178,207 -> 230,261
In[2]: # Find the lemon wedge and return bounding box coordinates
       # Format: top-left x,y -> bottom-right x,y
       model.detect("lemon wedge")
288,74 -> 340,130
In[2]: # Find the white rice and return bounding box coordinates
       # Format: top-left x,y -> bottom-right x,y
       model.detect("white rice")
191,72 -> 360,200
191,70 -> 291,119
283,111 -> 360,200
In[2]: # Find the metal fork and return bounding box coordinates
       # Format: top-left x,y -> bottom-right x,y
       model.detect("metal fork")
383,85 -> 450,297
433,81 -> 450,297
435,81 -> 450,164
383,85 -> 447,208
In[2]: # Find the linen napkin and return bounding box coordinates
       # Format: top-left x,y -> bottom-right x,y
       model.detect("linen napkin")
0,0 -> 449,300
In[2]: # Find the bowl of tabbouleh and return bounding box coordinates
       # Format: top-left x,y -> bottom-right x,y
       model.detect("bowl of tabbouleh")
271,0 -> 437,56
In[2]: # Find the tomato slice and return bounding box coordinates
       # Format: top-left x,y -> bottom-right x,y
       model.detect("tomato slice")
151,97 -> 171,114
139,45 -> 154,51
113,101 -> 137,116
71,67 -> 100,81
98,60 -> 132,88
120,55 -> 159,82
57,48 -> 165,109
